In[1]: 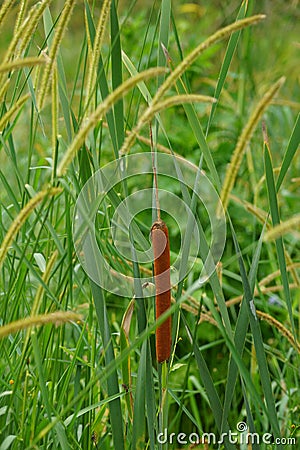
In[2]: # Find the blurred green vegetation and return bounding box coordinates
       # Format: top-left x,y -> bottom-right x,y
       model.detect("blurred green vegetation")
0,1 -> 299,448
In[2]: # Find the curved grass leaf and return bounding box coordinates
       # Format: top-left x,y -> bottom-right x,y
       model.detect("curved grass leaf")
90,281 -> 125,450
264,137 -> 297,342
229,218 -> 283,449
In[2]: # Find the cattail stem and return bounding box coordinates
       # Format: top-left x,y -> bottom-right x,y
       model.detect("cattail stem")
160,360 -> 169,438
149,123 -> 161,220
151,219 -> 171,363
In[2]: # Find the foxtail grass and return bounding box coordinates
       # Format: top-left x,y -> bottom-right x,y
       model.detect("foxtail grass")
38,0 -> 76,110
85,0 -> 111,112
0,187 -> 62,269
256,310 -> 300,354
51,63 -> 58,180
14,0 -> 29,33
0,56 -> 48,74
120,14 -> 266,156
0,93 -> 30,131
57,67 -> 167,176
0,0 -> 14,29
120,94 -> 215,155
9,0 -> 51,62
219,77 -> 285,214
264,214 -> 300,241
0,2 -> 298,448
0,311 -> 82,339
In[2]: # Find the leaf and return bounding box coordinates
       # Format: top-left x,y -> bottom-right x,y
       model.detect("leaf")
33,253 -> 46,273
132,340 -> 147,449
264,136 -> 297,341
0,436 -> 17,450
230,218 -> 283,448
206,0 -> 248,133
90,281 -> 125,450
120,299 -> 135,420
276,113 -> 300,191
110,0 -> 124,150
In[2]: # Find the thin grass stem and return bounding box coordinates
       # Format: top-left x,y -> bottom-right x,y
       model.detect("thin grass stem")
85,0 -> 111,111
57,67 -> 167,176
264,215 -> 300,241
0,56 -> 48,74
38,0 -> 76,109
219,77 -> 285,214
0,187 -> 62,270
0,311 -> 81,339
0,94 -> 30,131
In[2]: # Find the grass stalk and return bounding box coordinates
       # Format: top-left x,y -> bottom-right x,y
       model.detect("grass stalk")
38,0 -> 76,110
0,93 -> 30,133
85,0 -> 111,112
0,0 -> 14,29
56,67 -> 167,176
0,56 -> 48,74
14,0 -> 29,33
219,76 -> 285,214
120,15 -> 265,157
0,187 -> 61,270
264,214 -> 300,241
0,311 -> 81,339
160,360 -> 169,450
256,310 -> 300,354
153,15 -> 265,102
264,128 -> 298,352
51,62 -> 58,181
15,0 -> 52,60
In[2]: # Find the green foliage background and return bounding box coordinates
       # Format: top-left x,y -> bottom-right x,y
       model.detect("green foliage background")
0,1 -> 299,449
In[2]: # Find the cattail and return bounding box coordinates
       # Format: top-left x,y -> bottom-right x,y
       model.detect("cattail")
151,219 -> 171,363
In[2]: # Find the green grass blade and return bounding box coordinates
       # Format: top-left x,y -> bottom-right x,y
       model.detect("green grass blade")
110,0 -> 124,150
120,300 -> 134,421
84,1 -> 118,157
0,436 -> 17,450
145,341 -> 156,450
168,386 -> 203,430
90,281 -> 125,450
43,6 -> 72,142
241,381 -> 260,450
132,340 -> 147,449
264,138 -> 297,340
276,112 -> 300,191
197,286 -> 270,422
230,219 -> 283,448
116,41 -> 147,340
222,222 -> 266,434
31,330 -> 71,449
157,0 -> 171,87
175,78 -> 221,190
171,17 -> 220,187
206,0 -> 248,133
181,314 -> 236,450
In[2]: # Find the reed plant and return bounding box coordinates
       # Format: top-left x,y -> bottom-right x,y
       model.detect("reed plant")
0,1 -> 299,449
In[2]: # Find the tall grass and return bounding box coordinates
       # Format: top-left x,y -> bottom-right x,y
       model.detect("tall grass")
0,1 -> 299,449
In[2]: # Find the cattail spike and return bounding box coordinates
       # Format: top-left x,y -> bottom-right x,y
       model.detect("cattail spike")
151,219 -> 171,363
